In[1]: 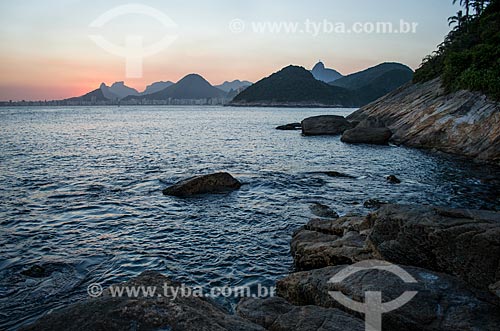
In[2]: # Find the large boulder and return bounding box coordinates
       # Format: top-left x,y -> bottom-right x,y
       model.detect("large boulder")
22,271 -> 264,331
163,172 -> 242,197
277,264 -> 500,331
291,216 -> 374,271
237,297 -> 364,331
341,127 -> 392,145
367,204 -> 500,294
301,115 -> 353,136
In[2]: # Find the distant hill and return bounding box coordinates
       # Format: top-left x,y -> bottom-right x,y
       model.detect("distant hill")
330,62 -> 413,104
141,81 -> 174,95
215,80 -> 252,92
64,88 -> 109,103
126,74 -> 226,100
99,83 -> 119,100
330,63 -> 413,89
229,65 -> 358,107
310,61 -> 343,83
108,82 -> 139,99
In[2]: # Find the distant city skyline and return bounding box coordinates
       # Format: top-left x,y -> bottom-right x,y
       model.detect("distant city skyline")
0,0 -> 460,101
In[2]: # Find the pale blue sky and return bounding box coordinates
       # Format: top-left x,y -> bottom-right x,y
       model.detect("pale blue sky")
0,0 -> 460,100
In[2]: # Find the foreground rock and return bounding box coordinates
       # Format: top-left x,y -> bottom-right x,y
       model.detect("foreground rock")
23,271 -> 263,331
367,204 -> 500,294
163,172 -> 242,197
347,78 -> 500,164
277,265 -> 500,331
237,297 -> 364,331
276,123 -> 301,130
301,115 -> 353,136
291,216 -> 373,271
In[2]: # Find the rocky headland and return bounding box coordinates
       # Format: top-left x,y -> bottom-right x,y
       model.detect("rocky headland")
347,78 -> 500,164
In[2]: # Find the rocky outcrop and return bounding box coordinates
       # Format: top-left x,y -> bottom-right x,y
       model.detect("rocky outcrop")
237,297 -> 364,331
276,264 -> 500,331
291,216 -> 374,271
163,172 -> 242,197
367,204 -> 500,294
347,78 -> 500,164
301,115 -> 353,136
23,271 -> 264,331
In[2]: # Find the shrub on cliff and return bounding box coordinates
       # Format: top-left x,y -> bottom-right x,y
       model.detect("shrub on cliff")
414,0 -> 500,100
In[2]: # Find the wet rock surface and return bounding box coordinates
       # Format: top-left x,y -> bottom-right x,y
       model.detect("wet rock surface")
301,115 -> 353,136
341,127 -> 393,145
291,216 -> 374,271
309,203 -> 339,218
275,123 -> 302,130
367,204 -> 500,294
237,297 -> 364,331
23,271 -> 264,331
163,172 -> 242,197
386,175 -> 401,184
276,264 -> 500,331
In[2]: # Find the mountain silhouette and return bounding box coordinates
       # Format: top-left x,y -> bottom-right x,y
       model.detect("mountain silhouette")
129,74 -> 226,100
330,62 -> 413,104
108,82 -> 139,99
230,65 -> 357,107
141,81 -> 174,95
215,80 -> 252,92
310,61 -> 343,83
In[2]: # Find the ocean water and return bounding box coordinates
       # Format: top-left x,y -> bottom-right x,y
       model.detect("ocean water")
0,106 -> 498,329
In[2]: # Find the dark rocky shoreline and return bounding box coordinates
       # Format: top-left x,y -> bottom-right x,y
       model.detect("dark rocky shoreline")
24,202 -> 500,331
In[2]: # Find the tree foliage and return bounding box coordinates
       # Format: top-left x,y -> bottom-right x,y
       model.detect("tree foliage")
413,0 -> 500,100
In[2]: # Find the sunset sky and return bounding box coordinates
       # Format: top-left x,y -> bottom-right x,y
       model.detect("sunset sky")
0,0 -> 459,101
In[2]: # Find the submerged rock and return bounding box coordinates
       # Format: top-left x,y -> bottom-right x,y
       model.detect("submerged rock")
276,123 -> 302,130
367,204 -> 500,295
291,216 -> 373,271
386,175 -> 401,184
317,171 -> 356,179
301,115 -> 353,136
23,271 -> 264,331
163,172 -> 242,197
309,203 -> 339,219
237,297 -> 364,331
363,199 -> 388,209
21,265 -> 48,278
277,264 -> 500,331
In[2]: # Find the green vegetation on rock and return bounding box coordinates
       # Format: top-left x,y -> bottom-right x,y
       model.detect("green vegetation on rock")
414,0 -> 500,100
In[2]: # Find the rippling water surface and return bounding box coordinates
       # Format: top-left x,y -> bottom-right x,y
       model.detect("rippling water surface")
0,106 -> 498,329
